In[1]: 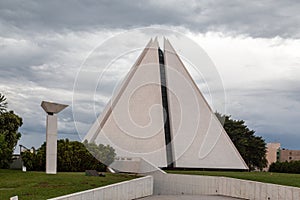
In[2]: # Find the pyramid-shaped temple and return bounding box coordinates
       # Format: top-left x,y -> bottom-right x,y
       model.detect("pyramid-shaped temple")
85,38 -> 248,170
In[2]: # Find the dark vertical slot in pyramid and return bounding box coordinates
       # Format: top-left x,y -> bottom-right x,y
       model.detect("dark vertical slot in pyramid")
158,48 -> 174,168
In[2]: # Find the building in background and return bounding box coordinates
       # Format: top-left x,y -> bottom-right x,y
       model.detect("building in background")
265,142 -> 300,171
265,143 -> 280,170
279,149 -> 300,162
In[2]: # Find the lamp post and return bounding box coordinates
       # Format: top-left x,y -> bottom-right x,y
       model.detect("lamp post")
41,101 -> 68,174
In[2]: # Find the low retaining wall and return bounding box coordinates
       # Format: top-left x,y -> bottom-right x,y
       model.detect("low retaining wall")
153,173 -> 300,200
48,175 -> 153,200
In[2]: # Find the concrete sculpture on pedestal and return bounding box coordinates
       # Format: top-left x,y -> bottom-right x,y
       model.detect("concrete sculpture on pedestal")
41,101 -> 68,174
85,38 -> 248,170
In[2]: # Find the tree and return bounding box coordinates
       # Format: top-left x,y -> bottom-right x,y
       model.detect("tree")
0,134 -> 11,168
215,112 -> 267,170
84,140 -> 115,166
0,93 -> 23,168
0,111 -> 22,168
0,93 -> 8,114
22,139 -> 116,172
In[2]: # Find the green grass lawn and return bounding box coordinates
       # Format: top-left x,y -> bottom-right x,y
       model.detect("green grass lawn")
0,169 -> 136,200
166,170 -> 300,188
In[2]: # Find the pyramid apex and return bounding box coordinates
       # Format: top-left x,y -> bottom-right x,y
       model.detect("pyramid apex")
151,37 -> 159,49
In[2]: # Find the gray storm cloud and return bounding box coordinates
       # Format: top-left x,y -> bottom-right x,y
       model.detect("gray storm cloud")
0,1 -> 300,150
0,0 -> 300,38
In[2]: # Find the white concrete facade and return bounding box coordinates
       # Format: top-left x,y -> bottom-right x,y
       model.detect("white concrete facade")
85,39 -> 168,168
46,115 -> 58,174
48,176 -> 153,200
85,38 -> 248,170
164,39 -> 248,169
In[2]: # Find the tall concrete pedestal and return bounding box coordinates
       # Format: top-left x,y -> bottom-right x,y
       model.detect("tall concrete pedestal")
46,115 -> 58,174
41,101 -> 68,174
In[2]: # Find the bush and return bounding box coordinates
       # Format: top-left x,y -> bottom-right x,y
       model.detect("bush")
21,139 -> 116,172
269,161 -> 300,173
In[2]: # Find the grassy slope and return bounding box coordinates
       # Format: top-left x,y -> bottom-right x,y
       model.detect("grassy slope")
0,169 -> 136,200
166,170 -> 300,188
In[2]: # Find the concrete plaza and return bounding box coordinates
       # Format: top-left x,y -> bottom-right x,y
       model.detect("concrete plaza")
138,195 -> 244,200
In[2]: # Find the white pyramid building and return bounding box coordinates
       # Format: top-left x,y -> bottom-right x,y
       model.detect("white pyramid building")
85,38 -> 248,170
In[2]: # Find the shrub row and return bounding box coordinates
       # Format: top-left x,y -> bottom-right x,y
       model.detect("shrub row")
269,161 -> 300,173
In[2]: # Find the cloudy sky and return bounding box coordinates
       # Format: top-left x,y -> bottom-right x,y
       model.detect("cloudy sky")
1,0 -> 300,151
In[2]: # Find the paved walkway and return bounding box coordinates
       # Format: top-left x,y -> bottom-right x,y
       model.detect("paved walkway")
137,195 -> 244,200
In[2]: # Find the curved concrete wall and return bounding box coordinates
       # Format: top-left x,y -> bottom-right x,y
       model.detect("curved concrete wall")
48,172 -> 300,200
48,176 -> 153,200
153,173 -> 300,200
